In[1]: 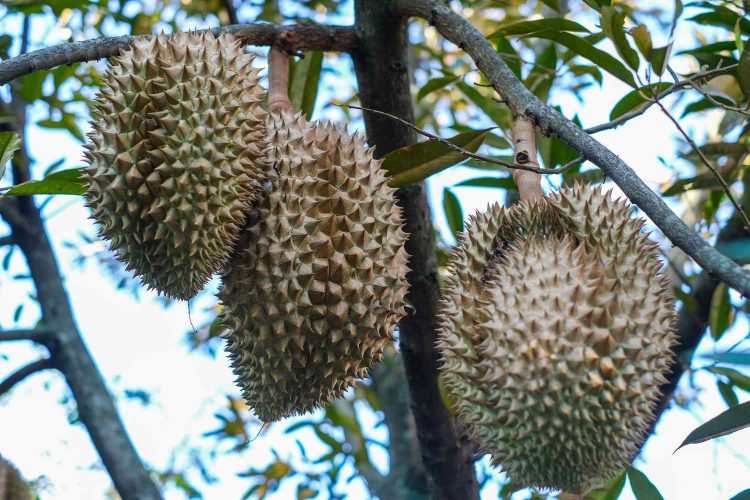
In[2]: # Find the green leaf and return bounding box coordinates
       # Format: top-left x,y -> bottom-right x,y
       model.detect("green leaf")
676,400 -> 750,450
708,367 -> 750,392
456,81 -> 510,126
688,6 -> 750,34
384,129 -> 490,188
678,41 -> 737,56
650,44 -> 673,76
718,380 -> 740,407
681,95 -> 736,117
417,75 -> 460,101
627,467 -> 664,500
630,25 -> 652,58
709,282 -> 733,340
601,7 -> 640,71
0,132 -> 21,181
443,188 -> 463,235
706,352 -> 750,366
582,0 -> 603,11
455,176 -> 517,189
288,51 -> 323,119
738,37 -> 750,98
609,83 -> 671,120
585,470 -> 627,500
670,0 -> 683,37
487,18 -> 590,39
730,488 -> 750,500
527,31 -> 636,87
3,168 -> 86,196
37,113 -> 84,142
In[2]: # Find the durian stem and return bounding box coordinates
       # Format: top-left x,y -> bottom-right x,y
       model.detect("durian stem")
268,44 -> 292,112
512,116 -> 543,201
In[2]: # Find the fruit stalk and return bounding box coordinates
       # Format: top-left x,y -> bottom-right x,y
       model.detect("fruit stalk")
512,116 -> 543,201
268,45 -> 292,112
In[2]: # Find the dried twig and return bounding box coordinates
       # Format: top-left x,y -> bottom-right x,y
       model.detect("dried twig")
667,65 -> 750,117
0,329 -> 51,343
336,103 -> 584,174
585,65 -> 739,134
652,94 -> 750,233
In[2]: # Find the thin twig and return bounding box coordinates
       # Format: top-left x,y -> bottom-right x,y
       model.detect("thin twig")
667,65 -> 750,117
0,329 -> 51,343
0,358 -> 55,397
336,103 -> 584,174
585,65 -> 739,134
0,235 -> 14,246
653,95 -> 750,233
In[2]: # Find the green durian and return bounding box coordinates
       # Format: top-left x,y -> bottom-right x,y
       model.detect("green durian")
84,31 -> 269,300
438,184 -> 676,494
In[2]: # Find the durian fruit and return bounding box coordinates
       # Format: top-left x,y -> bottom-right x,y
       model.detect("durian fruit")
438,184 -> 676,495
220,106 -> 410,422
0,456 -> 31,500
83,31 -> 269,300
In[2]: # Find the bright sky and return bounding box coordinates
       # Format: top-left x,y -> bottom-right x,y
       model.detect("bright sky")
0,1 -> 749,499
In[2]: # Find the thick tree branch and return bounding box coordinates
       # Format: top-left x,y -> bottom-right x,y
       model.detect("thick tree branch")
352,1 -> 479,498
397,0 -> 750,296
0,23 -> 359,87
0,358 -> 55,397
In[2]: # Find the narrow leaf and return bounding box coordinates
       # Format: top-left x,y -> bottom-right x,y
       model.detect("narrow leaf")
289,51 -> 323,119
627,467 -> 664,500
718,380 -> 740,407
586,470 -> 626,500
708,367 -> 750,392
0,131 -> 21,181
630,25 -> 652,58
730,489 -> 750,500
3,168 -> 86,196
676,400 -> 750,450
417,75 -> 460,101
650,44 -> 673,76
706,352 -> 750,366
601,7 -> 640,70
609,83 -> 671,120
738,37 -> 750,98
443,189 -> 463,235
709,282 -> 733,340
455,176 -> 517,189
528,30 -> 636,87
384,129 -> 490,187
488,18 -> 590,39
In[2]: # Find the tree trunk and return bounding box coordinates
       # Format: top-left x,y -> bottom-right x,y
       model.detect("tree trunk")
351,1 -> 480,498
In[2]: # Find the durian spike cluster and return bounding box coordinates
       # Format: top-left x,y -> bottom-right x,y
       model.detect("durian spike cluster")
219,47 -> 409,422
0,456 -> 31,500
84,31 -> 269,300
438,184 -> 676,495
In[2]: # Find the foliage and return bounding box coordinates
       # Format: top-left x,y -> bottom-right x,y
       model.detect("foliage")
0,0 -> 749,498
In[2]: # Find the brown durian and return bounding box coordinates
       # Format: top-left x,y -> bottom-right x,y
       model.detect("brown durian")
83,31 -> 269,300
219,110 -> 409,422
0,456 -> 31,500
437,184 -> 676,494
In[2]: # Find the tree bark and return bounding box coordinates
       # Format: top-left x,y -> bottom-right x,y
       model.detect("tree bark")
351,1 -> 479,498
1,90 -> 161,498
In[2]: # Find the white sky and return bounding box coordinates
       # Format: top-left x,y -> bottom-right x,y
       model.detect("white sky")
0,1 -> 749,499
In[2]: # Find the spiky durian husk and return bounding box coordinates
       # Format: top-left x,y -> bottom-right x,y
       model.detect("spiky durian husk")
0,456 -> 31,500
219,110 -> 409,422
438,184 -> 676,494
83,31 -> 269,300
